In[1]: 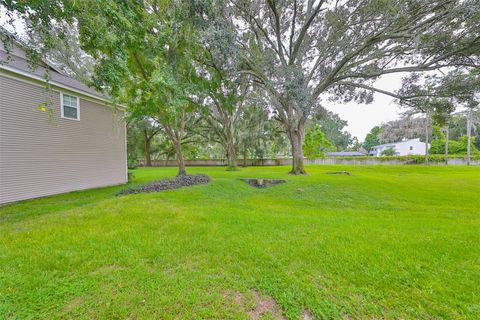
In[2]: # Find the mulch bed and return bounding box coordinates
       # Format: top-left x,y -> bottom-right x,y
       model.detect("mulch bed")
117,174 -> 210,195
241,178 -> 287,188
325,171 -> 352,176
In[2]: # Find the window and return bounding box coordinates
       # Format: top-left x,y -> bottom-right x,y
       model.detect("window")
61,93 -> 80,120
409,146 -> 413,151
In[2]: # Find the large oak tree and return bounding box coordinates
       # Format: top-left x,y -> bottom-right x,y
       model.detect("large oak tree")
228,0 -> 480,173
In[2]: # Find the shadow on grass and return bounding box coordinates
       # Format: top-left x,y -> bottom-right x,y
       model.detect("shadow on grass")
0,169 -> 163,223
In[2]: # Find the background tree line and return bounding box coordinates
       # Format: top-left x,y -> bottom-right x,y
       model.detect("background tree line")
363,107 -> 480,163
125,105 -> 353,168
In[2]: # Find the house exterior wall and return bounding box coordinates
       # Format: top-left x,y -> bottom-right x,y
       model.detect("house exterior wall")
0,73 -> 127,204
370,139 -> 428,157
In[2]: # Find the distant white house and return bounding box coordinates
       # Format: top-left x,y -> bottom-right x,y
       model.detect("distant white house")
369,138 -> 429,157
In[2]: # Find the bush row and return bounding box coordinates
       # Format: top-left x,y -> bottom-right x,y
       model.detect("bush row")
328,154 -> 480,163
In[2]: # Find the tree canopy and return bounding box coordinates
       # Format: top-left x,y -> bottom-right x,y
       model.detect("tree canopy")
2,0 -> 480,172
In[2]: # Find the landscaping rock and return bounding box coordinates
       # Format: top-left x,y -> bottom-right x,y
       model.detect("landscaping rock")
241,178 -> 286,188
117,174 -> 210,195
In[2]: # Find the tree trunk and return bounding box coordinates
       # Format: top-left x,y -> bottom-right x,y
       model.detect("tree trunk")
445,126 -> 449,165
287,123 -> 306,175
166,153 -> 171,166
243,142 -> 247,167
225,128 -> 237,170
173,139 -> 186,176
165,123 -> 187,176
144,129 -> 152,167
424,112 -> 430,164
226,145 -> 237,170
467,108 -> 473,166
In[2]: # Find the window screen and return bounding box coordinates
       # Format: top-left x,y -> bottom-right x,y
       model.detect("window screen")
62,94 -> 79,120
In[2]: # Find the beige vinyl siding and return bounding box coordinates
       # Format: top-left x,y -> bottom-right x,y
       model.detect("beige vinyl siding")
0,73 -> 127,204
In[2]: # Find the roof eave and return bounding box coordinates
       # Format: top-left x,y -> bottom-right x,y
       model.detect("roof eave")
0,64 -> 126,110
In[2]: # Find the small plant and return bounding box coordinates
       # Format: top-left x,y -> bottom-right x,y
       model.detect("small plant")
381,148 -> 396,156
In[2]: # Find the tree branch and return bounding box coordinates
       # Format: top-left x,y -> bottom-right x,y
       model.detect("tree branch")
289,0 -> 326,64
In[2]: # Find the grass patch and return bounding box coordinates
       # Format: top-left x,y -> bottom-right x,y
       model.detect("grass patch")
1,165 -> 479,319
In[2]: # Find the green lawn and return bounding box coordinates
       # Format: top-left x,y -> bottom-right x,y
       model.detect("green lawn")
1,165 -> 479,319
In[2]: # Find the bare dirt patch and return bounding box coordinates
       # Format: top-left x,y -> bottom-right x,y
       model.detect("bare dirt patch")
63,296 -> 83,313
241,178 -> 287,188
89,264 -> 125,275
301,309 -> 314,320
226,289 -> 286,319
117,174 -> 210,195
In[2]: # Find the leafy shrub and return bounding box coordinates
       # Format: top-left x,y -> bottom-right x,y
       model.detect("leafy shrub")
381,148 -> 396,156
127,157 -> 139,169
326,154 -> 480,163
430,137 -> 479,155
303,125 -> 333,159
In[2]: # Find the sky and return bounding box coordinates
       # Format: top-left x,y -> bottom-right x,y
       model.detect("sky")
324,74 -> 403,140
1,8 -> 403,141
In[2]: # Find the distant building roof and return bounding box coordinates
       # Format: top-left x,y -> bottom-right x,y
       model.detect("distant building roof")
371,138 -> 421,149
327,151 -> 366,157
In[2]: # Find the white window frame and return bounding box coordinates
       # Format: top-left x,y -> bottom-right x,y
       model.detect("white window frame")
60,92 -> 80,121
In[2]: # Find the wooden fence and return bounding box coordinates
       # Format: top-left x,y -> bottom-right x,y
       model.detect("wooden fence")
138,157 -> 479,167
